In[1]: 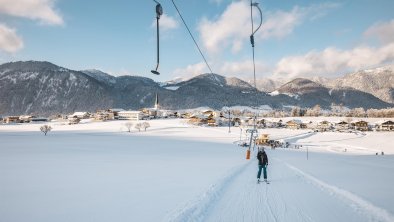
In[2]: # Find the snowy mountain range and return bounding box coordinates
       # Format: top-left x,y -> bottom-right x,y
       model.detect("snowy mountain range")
256,65 -> 394,104
325,65 -> 394,104
0,61 -> 393,115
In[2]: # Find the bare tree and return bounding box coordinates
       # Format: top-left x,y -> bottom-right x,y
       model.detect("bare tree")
142,122 -> 150,131
125,122 -> 133,132
135,123 -> 142,132
291,106 -> 300,117
40,125 -> 52,136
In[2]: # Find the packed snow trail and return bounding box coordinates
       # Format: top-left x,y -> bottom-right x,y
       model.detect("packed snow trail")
167,149 -> 394,222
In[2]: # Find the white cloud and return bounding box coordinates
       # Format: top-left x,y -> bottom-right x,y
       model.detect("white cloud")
152,14 -> 179,31
0,24 -> 23,53
198,1 -> 339,54
273,20 -> 394,79
219,60 -> 269,77
173,62 -> 207,78
0,0 -> 63,54
172,60 -> 270,80
198,1 -> 249,54
364,20 -> 394,44
0,0 -> 63,25
273,43 -> 394,79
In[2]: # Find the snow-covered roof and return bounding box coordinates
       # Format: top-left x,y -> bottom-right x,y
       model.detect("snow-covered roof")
351,120 -> 369,123
109,108 -> 125,112
374,120 -> 394,125
71,112 -> 88,116
287,119 -> 303,124
118,111 -> 142,114
189,114 -> 206,119
19,115 -> 33,118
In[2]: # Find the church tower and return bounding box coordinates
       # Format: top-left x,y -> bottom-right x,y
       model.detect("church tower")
154,93 -> 159,110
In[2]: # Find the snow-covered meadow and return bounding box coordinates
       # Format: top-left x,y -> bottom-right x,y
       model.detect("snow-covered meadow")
1,119 -> 394,222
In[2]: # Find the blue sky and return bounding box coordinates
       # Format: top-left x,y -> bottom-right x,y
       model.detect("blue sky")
0,0 -> 394,82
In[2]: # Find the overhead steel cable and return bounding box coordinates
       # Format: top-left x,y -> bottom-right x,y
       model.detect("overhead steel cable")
170,0 -> 217,82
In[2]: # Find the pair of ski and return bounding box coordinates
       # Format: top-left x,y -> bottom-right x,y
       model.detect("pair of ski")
257,179 -> 270,184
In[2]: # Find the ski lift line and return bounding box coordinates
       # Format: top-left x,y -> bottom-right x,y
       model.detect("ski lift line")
250,2 -> 263,44
151,0 -> 163,75
170,0 -> 218,84
250,1 -> 263,89
247,1 -> 263,152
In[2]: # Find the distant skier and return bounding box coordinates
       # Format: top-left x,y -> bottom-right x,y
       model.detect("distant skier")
257,147 -> 269,183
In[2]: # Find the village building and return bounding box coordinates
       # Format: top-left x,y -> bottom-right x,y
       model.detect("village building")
265,119 -> 282,128
3,116 -> 20,124
68,112 -> 90,119
94,110 -> 114,121
141,108 -> 161,119
304,121 -> 315,129
375,120 -> 394,131
188,113 -> 207,125
108,108 -> 125,119
207,116 -> 218,126
31,117 -> 48,122
239,117 -> 254,127
255,134 -> 270,145
140,93 -> 168,119
178,111 -> 192,119
317,120 -> 331,132
334,120 -> 349,131
68,117 -> 80,125
118,111 -> 143,121
159,110 -> 177,118
352,120 -> 369,131
19,115 -> 34,123
256,118 -> 266,128
202,109 -> 220,118
286,119 -> 303,129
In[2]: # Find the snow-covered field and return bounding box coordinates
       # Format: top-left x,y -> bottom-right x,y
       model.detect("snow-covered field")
1,119 -> 394,222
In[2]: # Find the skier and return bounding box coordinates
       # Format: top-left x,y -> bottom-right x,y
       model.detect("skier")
257,147 -> 269,183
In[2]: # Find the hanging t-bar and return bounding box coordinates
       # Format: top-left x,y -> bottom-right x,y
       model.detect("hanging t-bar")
151,0 -> 163,75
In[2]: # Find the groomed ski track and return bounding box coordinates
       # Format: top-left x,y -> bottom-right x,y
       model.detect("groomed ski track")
166,130 -> 394,222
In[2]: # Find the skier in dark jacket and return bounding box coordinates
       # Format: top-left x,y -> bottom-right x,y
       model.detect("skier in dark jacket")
257,148 -> 269,183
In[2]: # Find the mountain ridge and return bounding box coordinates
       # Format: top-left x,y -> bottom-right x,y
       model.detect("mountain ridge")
0,61 -> 392,116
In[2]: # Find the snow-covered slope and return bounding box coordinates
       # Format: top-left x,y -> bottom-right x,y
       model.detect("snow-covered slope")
275,78 -> 391,108
0,61 -> 113,115
1,119 -> 394,222
81,69 -> 117,86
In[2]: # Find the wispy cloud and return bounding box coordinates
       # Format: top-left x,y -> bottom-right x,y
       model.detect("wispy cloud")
364,19 -> 394,44
0,0 -> 63,53
219,60 -> 269,78
273,44 -> 394,79
273,19 -> 394,79
0,0 -> 64,25
173,62 -> 207,78
0,24 -> 23,53
172,60 -> 270,80
173,17 -> 394,81
198,1 -> 340,54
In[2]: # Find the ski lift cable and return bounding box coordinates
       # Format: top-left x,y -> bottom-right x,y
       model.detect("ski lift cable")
170,0 -> 217,81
